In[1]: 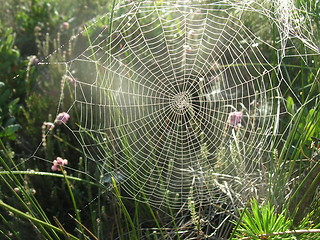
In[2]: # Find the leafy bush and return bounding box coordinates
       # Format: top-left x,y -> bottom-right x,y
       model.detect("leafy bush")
0,28 -> 28,142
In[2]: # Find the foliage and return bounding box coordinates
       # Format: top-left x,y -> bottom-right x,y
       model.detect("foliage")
0,28 -> 29,142
0,0 -> 320,239
231,199 -> 294,240
231,198 -> 320,240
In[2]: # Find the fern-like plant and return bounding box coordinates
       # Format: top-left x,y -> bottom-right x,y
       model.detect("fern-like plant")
231,199 -> 295,240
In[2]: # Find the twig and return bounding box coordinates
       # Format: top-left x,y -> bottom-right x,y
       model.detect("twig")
241,229 -> 320,239
68,213 -> 99,240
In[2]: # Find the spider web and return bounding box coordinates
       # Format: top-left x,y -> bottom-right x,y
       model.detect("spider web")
35,0 -> 319,212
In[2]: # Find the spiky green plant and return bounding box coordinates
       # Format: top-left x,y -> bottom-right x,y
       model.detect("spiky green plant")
231,199 -> 294,240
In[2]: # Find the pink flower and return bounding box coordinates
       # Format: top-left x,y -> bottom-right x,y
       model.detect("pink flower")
42,121 -> 55,131
32,57 -> 39,66
62,22 -> 69,30
51,157 -> 68,171
228,111 -> 242,127
55,112 -> 70,125
41,122 -> 55,148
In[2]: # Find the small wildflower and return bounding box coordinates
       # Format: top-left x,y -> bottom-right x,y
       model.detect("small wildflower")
32,57 -> 39,66
34,26 -> 42,32
228,111 -> 242,127
55,112 -> 70,125
63,75 -> 76,87
62,22 -> 70,30
51,157 -> 68,171
29,188 -> 36,195
43,122 -> 55,131
41,122 -> 55,148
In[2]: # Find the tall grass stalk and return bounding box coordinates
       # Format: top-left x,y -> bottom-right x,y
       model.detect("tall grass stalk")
270,63 -> 320,198
0,141 -> 60,239
111,177 -> 138,239
0,200 -> 78,240
60,167 -> 85,238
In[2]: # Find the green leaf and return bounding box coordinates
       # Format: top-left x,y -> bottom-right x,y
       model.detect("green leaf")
0,124 -> 20,140
286,96 -> 295,115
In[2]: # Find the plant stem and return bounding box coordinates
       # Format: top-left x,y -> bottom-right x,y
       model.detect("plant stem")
60,167 -> 85,238
0,170 -> 103,189
241,229 -> 320,240
0,200 -> 78,240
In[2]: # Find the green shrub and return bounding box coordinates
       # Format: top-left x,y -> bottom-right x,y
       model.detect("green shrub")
0,28 -> 29,142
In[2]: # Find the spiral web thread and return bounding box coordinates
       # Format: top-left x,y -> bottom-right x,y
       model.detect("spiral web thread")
37,0 -> 319,212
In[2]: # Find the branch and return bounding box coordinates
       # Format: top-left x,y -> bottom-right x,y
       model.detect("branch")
241,229 -> 320,240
